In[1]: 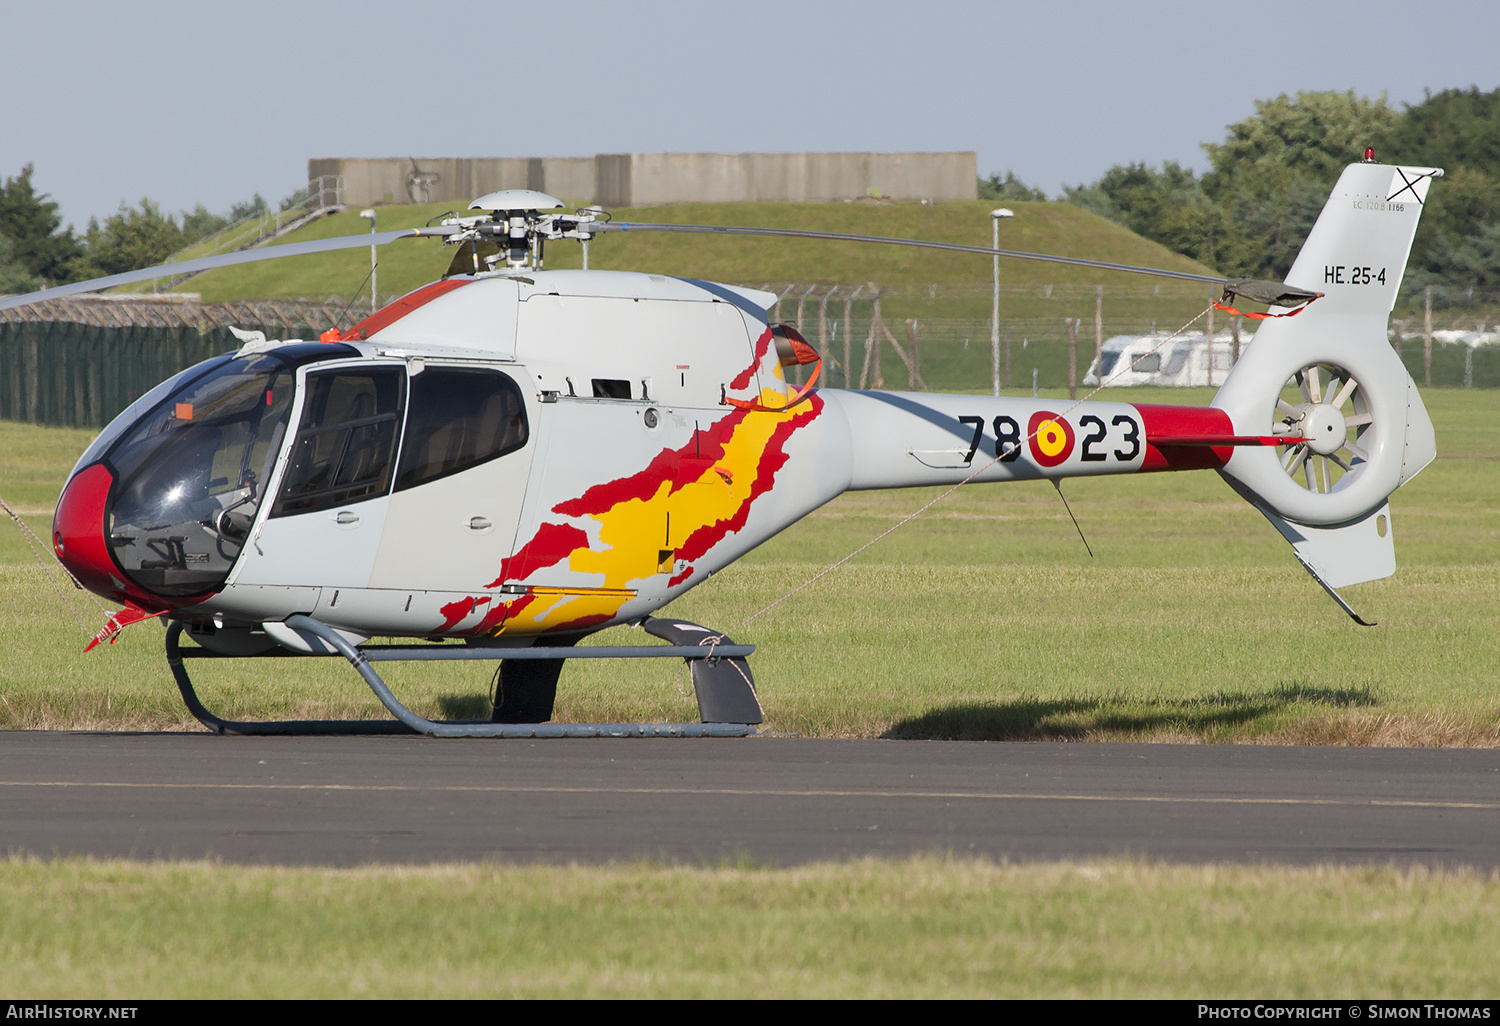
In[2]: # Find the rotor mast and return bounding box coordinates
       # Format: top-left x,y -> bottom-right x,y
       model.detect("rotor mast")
438,190 -> 599,273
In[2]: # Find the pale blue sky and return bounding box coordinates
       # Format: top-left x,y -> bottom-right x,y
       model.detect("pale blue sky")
5,0 -> 1497,228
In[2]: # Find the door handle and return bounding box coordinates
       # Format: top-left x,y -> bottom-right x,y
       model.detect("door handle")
334,511 -> 359,525
469,516 -> 492,531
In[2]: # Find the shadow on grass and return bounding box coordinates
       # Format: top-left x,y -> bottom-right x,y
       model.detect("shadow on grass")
884,682 -> 1379,741
435,694 -> 494,720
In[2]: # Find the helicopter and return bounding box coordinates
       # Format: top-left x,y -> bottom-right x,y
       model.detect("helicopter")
1,158 -> 1441,736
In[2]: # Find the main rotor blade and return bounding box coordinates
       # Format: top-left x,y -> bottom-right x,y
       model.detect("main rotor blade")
0,227 -> 458,313
2,216 -> 1228,312
591,221 -> 1227,285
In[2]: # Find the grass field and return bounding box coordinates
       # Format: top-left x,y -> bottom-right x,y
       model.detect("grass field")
1,389 -> 1496,999
0,387 -> 1494,743
4,856 -> 1498,999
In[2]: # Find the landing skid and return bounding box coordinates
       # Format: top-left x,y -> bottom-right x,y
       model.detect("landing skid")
165,614 -> 760,738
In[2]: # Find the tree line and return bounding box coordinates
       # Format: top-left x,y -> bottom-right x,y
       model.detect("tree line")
981,87 -> 1498,308
2,87 -> 1495,304
0,175 -> 308,294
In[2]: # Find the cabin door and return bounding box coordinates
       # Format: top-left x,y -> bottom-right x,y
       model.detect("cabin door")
367,364 -> 535,593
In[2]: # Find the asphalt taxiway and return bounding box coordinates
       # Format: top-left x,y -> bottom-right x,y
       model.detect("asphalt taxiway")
2,732 -> 1497,867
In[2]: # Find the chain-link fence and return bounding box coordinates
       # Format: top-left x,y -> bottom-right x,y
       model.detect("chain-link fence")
0,296 -> 352,428
753,280 -> 1500,392
2,281 -> 1495,431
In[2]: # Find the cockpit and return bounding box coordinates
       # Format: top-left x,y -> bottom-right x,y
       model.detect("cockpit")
97,344 -> 345,596
55,343 -> 530,604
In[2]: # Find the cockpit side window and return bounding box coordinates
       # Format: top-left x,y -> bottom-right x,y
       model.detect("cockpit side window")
272,367 -> 405,517
395,368 -> 529,491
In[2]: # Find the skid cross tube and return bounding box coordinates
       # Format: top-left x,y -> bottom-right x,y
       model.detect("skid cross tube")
165,616 -> 756,738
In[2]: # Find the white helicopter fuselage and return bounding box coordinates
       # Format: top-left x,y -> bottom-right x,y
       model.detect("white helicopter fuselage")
53,268 -> 1223,652
50,161 -> 1443,652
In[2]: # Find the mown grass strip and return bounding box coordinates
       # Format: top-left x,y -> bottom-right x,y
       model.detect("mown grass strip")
2,856 -> 1498,999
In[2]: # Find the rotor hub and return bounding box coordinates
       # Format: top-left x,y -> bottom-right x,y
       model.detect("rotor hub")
434,192 -> 602,273
1297,402 -> 1348,455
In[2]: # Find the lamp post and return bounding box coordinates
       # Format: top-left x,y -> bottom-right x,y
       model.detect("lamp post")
990,208 -> 1014,396
359,208 -> 377,315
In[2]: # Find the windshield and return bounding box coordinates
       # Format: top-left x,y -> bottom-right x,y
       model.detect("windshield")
71,355 -> 236,480
101,346 -> 345,597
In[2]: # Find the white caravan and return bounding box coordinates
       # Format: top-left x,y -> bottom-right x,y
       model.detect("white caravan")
1083,330 -> 1254,388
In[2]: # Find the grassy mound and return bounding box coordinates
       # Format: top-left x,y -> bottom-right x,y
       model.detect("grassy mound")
170,199 -> 1217,305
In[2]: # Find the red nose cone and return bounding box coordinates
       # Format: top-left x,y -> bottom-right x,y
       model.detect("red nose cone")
53,463 -> 126,602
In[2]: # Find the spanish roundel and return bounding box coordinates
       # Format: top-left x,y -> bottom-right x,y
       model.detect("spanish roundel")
1027,411 -> 1075,467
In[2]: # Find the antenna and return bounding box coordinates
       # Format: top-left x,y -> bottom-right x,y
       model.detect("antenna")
1052,480 -> 1094,558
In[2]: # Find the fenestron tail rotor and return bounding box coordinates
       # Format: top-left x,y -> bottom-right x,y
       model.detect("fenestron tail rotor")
1273,363 -> 1376,496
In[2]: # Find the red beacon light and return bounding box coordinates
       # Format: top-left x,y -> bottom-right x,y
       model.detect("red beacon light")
1364,146 -> 1376,162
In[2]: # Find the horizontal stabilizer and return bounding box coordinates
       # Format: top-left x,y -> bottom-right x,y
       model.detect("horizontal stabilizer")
1146,433 -> 1306,448
1136,403 -> 1308,449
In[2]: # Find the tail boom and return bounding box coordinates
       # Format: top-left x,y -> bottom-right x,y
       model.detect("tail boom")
821,391 -> 1302,490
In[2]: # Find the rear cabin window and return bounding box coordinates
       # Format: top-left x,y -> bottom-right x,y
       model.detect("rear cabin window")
272,367 -> 405,516
395,367 -> 528,491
